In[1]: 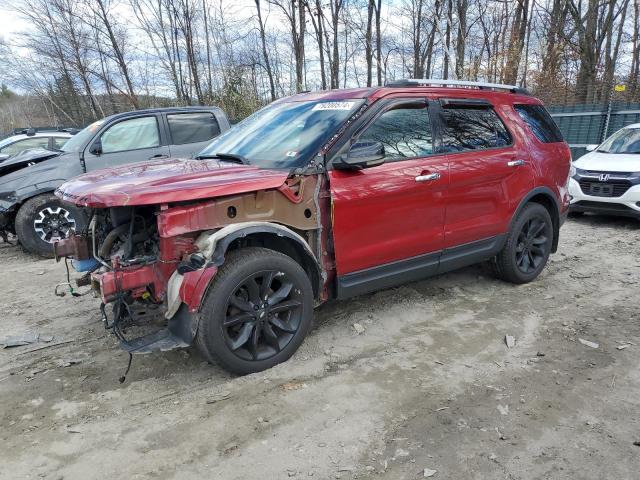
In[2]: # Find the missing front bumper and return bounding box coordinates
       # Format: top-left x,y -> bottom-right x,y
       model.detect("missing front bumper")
102,302 -> 197,355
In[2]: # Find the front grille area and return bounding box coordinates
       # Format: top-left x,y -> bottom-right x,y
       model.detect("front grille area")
574,201 -> 635,212
579,179 -> 632,197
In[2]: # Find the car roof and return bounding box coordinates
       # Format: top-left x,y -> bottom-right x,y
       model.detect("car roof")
279,83 -> 540,105
0,131 -> 72,143
103,106 -> 225,122
623,123 -> 640,129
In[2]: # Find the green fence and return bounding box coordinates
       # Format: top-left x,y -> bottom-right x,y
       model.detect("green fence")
548,103 -> 640,159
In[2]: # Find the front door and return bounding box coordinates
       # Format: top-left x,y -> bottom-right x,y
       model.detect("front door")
329,99 -> 449,297
436,100 -> 534,249
84,115 -> 170,171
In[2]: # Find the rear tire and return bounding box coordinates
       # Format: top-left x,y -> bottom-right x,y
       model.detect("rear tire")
195,247 -> 314,375
494,203 -> 553,284
15,193 -> 88,258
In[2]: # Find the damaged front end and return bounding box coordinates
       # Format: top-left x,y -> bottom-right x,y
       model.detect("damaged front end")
54,205 -> 211,358
53,173 -> 329,368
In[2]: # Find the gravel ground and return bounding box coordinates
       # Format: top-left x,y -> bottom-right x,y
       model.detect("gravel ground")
1,214 -> 639,480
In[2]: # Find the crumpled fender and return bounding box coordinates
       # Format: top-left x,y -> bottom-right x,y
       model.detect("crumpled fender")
165,221 -> 319,319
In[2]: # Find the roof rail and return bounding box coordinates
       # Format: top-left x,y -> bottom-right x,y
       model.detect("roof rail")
385,79 -> 530,95
12,126 -> 80,136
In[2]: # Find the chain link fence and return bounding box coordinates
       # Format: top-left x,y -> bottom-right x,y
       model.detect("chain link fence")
542,85 -> 640,159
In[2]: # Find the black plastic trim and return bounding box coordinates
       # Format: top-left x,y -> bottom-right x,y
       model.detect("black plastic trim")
570,201 -> 640,218
337,251 -> 440,299
438,235 -> 506,274
439,98 -> 492,108
209,225 -> 322,297
337,234 -> 506,299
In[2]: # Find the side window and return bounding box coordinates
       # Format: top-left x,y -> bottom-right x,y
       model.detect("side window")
357,103 -> 433,161
167,112 -> 221,145
0,137 -> 50,154
515,104 -> 563,143
52,136 -> 69,149
101,116 -> 160,154
441,106 -> 512,152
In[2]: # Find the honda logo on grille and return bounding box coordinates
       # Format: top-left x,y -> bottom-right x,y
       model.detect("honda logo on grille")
599,173 -> 610,181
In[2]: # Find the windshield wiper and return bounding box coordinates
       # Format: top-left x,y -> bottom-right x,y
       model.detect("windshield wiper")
196,152 -> 249,165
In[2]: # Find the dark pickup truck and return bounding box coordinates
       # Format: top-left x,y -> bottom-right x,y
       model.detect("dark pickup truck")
0,106 -> 230,256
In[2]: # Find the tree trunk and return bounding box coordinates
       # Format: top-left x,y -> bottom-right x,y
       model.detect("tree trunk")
443,0 -> 452,79
454,0 -> 468,79
365,0 -> 374,86
256,0 -> 277,100
503,0 -> 529,85
95,0 -> 139,109
375,0 -> 382,85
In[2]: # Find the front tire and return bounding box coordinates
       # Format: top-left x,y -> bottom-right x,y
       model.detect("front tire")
195,247 -> 314,375
15,193 -> 88,258
494,203 -> 553,284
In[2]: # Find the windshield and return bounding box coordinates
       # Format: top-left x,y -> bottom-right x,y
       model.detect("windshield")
598,127 -> 640,154
0,135 -> 19,149
198,99 -> 365,169
61,120 -> 105,153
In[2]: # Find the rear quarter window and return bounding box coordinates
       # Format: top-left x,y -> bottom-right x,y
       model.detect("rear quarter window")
167,112 -> 221,145
515,104 -> 564,143
441,106 -> 512,152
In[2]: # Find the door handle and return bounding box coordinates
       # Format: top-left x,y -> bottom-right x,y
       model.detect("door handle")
415,172 -> 441,182
149,154 -> 169,160
507,159 -> 526,167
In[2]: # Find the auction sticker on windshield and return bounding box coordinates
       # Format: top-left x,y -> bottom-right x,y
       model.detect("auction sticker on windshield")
312,102 -> 356,111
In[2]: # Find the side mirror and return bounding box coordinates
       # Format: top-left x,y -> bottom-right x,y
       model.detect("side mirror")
89,139 -> 102,156
585,144 -> 599,152
336,141 -> 385,170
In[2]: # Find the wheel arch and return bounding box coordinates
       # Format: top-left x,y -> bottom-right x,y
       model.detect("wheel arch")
202,222 -> 322,299
512,187 -> 561,253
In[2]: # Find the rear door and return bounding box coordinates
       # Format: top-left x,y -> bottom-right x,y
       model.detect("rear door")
165,111 -> 222,158
437,99 -> 534,249
329,98 -> 449,294
84,114 -> 170,171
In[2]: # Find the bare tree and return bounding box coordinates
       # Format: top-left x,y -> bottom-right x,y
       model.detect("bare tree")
92,0 -> 139,108
268,0 -> 306,92
503,0 -> 530,85
255,0 -> 277,100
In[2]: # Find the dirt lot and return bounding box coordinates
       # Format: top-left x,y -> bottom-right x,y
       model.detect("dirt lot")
1,214 -> 639,480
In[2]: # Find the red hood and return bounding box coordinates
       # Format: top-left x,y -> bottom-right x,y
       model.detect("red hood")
56,158 -> 289,208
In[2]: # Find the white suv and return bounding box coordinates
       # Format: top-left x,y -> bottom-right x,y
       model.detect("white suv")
569,124 -> 640,219
0,130 -> 74,162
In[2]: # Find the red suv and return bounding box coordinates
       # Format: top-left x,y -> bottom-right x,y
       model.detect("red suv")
54,80 -> 571,375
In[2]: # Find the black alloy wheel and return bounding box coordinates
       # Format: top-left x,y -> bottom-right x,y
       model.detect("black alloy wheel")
223,270 -> 303,361
494,202 -> 553,284
515,217 -> 550,274
196,247 -> 314,375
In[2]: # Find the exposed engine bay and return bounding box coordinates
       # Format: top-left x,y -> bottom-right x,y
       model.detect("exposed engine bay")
91,206 -> 161,269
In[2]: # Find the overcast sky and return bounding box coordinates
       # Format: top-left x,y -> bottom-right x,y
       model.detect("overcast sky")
0,1 -> 26,39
